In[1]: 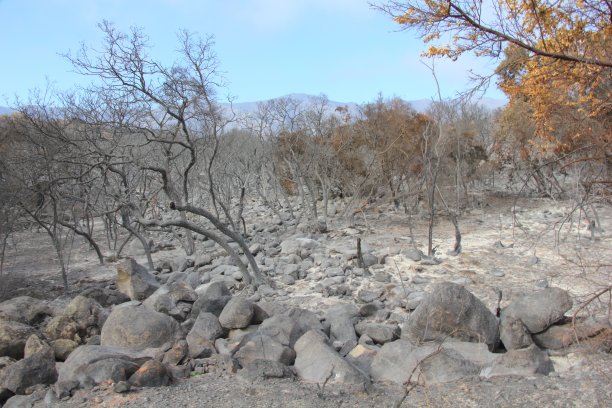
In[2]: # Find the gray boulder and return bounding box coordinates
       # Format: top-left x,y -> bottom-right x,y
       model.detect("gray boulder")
63,295 -> 108,336
257,315 -> 302,347
0,320 -> 36,359
101,303 -> 182,350
355,321 -> 400,345
50,339 -> 79,361
143,281 -> 197,320
234,333 -> 295,366
481,344 -> 554,378
187,312 -> 224,358
501,287 -> 572,334
79,287 -> 130,307
43,315 -> 79,342
402,282 -> 499,349
293,330 -> 368,385
116,258 -> 160,301
325,304 -> 359,345
1,346 -> 57,394
499,316 -> 534,350
371,340 -> 494,384
0,296 -> 51,325
532,319 -> 607,350
219,297 -> 254,330
239,359 -> 295,382
191,281 -> 232,318
57,345 -> 156,390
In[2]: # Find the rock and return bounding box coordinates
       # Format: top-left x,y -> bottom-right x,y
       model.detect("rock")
113,381 -> 131,393
357,288 -> 383,303
128,360 -> 170,387
162,340 -> 188,365
143,281 -> 197,320
23,334 -> 47,358
116,258 -> 160,301
532,319 -> 607,350
501,287 -> 572,334
80,287 -> 130,307
192,281 -> 232,318
286,308 -> 325,335
234,334 -> 296,366
345,344 -> 377,376
57,345 -> 156,390
481,344 -> 554,378
1,346 -> 57,394
4,388 -> 46,408
402,282 -> 499,349
187,312 -> 224,358
280,238 -> 319,259
0,296 -> 51,325
403,248 -> 423,262
499,316 -> 534,350
418,347 -> 480,384
43,315 -> 79,342
63,295 -> 107,336
239,359 -> 295,381
219,297 -> 254,330
0,356 -> 15,370
293,330 -> 368,385
50,339 -> 79,361
371,340 -> 494,384
0,320 -> 36,359
101,303 -> 182,350
359,302 -> 383,317
354,322 -> 400,345
326,304 -> 359,345
257,315 -> 302,347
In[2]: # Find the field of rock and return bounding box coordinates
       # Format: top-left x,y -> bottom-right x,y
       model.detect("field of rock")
0,193 -> 610,407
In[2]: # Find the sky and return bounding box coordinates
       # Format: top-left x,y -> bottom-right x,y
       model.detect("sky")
0,0 -> 506,106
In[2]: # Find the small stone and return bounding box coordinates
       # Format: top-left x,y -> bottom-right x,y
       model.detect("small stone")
113,381 -> 131,393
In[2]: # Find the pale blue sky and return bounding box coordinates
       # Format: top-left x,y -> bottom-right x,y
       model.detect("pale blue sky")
0,0 -> 506,105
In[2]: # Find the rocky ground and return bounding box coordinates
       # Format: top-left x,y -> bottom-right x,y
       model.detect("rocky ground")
0,193 -> 610,407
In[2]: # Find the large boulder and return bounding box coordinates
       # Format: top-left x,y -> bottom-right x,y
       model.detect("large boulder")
63,295 -> 108,337
143,281 -> 197,321
80,287 -> 130,307
402,282 -> 499,349
370,340 -> 494,384
56,345 -> 157,390
1,346 -> 57,394
234,333 -> 296,366
44,315 -> 80,342
186,312 -> 224,358
191,281 -> 232,318
101,303 -> 182,350
355,321 -> 400,345
0,320 -> 36,359
325,304 -> 359,346
128,360 -> 170,387
0,296 -> 51,325
481,344 -> 554,378
500,287 -> 572,350
257,315 -> 303,348
219,297 -> 254,330
293,330 -> 368,385
116,258 -> 160,301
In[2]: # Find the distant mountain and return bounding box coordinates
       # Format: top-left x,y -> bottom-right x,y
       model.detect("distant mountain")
0,106 -> 14,116
227,93 -> 506,119
1,95 -> 506,120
